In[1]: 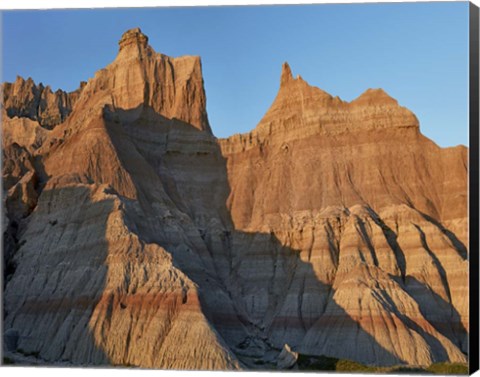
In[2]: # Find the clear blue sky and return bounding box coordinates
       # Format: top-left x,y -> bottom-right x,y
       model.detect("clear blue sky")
1,2 -> 470,146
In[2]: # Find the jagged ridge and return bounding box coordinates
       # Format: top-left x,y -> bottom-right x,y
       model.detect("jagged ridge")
2,28 -> 469,370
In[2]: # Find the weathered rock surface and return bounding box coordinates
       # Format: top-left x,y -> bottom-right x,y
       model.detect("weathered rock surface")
218,64 -> 468,366
72,27 -> 211,133
1,77 -> 85,129
2,28 -> 469,370
277,344 -> 298,369
219,62 -> 467,229
3,328 -> 19,352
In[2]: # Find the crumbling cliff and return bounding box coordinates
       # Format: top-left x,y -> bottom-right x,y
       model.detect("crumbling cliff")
2,28 -> 469,370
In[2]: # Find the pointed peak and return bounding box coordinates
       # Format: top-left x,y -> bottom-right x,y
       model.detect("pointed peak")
118,28 -> 149,52
280,62 -> 293,86
13,76 -> 39,89
14,76 -> 35,85
352,88 -> 398,105
362,88 -> 390,97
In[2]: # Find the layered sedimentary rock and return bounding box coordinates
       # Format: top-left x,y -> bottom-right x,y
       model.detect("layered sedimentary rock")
218,63 -> 468,366
2,28 -> 239,370
2,28 -> 469,370
1,76 -> 85,129
76,28 -> 211,133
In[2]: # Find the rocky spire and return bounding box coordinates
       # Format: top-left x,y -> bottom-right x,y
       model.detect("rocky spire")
280,62 -> 293,87
79,28 -> 212,133
118,27 -> 149,52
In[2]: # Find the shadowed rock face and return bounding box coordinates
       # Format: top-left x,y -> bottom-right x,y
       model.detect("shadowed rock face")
2,28 -> 469,370
1,77 -> 85,129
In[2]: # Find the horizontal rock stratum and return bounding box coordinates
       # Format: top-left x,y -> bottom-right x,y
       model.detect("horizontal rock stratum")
2,28 -> 469,370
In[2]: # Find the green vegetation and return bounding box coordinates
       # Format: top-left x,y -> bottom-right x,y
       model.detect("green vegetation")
297,354 -> 339,371
297,353 -> 380,372
335,359 -> 379,372
297,353 -> 468,375
17,348 -> 40,358
388,366 -> 430,374
3,357 -> 15,365
426,362 -> 469,375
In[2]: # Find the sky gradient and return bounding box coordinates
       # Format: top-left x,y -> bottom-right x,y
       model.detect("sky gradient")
1,2 -> 470,146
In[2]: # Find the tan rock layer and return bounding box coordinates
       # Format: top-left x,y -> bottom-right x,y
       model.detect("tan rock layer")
2,28 -> 469,370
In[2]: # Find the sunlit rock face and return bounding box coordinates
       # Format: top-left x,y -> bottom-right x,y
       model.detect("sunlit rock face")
2,28 -> 468,370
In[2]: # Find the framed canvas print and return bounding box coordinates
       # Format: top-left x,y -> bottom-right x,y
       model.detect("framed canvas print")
1,0 -> 479,375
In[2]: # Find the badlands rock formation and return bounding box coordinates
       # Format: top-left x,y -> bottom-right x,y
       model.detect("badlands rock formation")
1,77 -> 85,129
2,28 -> 469,370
